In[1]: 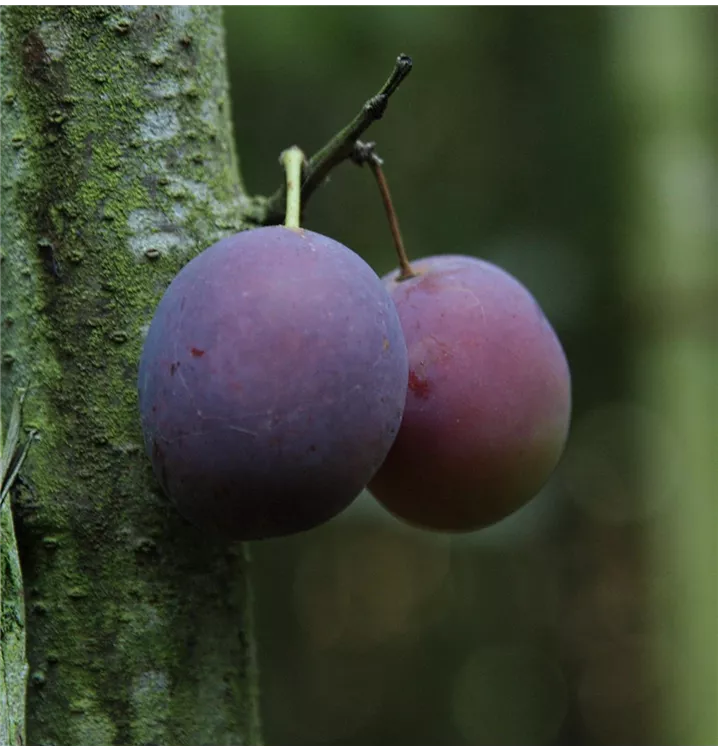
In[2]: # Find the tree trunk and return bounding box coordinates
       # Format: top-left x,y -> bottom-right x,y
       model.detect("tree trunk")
0,6 -> 261,744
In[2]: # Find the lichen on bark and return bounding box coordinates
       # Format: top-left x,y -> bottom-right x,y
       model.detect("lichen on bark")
0,6 -> 261,744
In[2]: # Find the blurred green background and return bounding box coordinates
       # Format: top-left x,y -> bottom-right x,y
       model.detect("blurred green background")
224,7 -> 717,745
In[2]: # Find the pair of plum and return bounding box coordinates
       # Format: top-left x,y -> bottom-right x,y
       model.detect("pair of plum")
137,226 -> 571,540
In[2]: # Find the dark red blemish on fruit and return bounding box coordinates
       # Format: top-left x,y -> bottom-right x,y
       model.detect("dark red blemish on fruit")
170,361 -> 180,375
408,369 -> 431,399
190,347 -> 205,357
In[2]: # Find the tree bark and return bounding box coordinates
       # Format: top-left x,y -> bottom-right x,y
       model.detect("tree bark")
0,6 -> 261,744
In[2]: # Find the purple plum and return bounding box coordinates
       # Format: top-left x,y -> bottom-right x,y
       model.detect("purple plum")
368,255 -> 571,532
138,226 -> 408,540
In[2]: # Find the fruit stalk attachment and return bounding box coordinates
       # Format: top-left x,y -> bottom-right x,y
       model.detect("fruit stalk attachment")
265,54 -> 413,224
353,140 -> 416,281
280,146 -> 305,230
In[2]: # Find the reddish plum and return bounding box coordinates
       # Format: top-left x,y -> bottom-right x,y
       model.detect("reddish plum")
368,255 -> 571,531
138,226 -> 408,540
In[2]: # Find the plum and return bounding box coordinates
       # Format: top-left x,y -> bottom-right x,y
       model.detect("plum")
138,226 -> 408,540
368,255 -> 571,532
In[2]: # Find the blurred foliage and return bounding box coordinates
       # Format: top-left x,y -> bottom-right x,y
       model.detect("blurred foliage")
224,7 -> 716,745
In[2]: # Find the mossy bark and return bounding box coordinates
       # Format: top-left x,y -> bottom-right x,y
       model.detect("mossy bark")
0,7 -> 262,744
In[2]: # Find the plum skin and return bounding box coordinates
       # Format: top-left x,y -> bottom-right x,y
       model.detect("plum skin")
138,226 -> 408,540
368,254 -> 571,532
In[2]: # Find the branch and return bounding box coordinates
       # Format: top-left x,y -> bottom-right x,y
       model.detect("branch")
263,54 -> 413,224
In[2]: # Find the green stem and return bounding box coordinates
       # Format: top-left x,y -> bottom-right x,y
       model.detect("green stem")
280,146 -> 305,229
